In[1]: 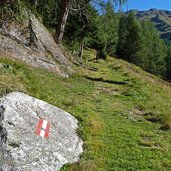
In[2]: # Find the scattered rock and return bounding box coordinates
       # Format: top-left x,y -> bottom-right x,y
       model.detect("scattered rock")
0,92 -> 83,171
128,109 -> 144,122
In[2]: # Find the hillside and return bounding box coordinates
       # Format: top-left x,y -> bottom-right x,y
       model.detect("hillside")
130,8 -> 171,44
1,50 -> 171,170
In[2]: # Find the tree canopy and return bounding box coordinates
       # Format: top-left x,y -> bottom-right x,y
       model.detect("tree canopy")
1,0 -> 171,79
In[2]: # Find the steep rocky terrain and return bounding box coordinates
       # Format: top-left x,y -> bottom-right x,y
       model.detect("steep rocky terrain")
0,12 -> 72,77
130,8 -> 171,44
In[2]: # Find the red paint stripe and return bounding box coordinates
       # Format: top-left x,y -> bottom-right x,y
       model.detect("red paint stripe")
36,118 -> 43,136
44,122 -> 50,138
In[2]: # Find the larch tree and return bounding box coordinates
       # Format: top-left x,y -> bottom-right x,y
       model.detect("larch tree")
102,0 -> 119,56
55,0 -> 127,44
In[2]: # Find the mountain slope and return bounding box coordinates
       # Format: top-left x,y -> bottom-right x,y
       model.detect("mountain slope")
0,50 -> 171,170
130,8 -> 171,44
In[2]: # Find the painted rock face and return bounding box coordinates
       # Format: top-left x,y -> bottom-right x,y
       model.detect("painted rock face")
0,92 -> 83,171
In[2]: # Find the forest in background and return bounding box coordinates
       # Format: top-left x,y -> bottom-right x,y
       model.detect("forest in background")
1,0 -> 171,80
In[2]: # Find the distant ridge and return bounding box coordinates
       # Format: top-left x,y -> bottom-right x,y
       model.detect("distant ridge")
127,9 -> 171,44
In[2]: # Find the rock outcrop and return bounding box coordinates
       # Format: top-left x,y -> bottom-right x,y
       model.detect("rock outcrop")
0,92 -> 83,171
0,13 -> 72,77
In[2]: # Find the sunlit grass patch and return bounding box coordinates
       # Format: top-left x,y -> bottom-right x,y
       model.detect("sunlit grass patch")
1,53 -> 171,170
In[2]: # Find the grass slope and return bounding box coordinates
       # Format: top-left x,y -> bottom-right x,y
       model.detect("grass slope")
0,52 -> 171,170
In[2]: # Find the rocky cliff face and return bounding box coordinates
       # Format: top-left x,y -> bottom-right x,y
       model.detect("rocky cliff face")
0,92 -> 83,170
0,13 -> 72,77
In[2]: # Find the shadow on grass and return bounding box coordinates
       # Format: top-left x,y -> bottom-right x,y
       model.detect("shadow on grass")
84,75 -> 128,85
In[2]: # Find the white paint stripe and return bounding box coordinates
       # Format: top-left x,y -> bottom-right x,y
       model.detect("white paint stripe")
40,129 -> 45,137
42,120 -> 48,130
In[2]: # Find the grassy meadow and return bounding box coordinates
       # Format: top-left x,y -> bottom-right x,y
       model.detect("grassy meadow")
0,51 -> 171,170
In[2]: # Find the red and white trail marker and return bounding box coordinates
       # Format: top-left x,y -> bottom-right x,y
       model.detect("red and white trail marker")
36,118 -> 50,138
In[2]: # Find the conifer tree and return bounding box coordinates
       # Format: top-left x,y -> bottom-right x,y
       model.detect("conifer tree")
165,46 -> 171,80
102,0 -> 119,56
126,11 -> 142,63
116,13 -> 128,59
139,21 -> 166,76
116,13 -> 166,77
117,12 -> 142,64
56,0 -> 127,43
64,4 -> 98,57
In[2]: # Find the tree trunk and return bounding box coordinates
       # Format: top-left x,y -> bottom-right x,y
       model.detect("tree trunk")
79,38 -> 84,58
55,0 -> 70,44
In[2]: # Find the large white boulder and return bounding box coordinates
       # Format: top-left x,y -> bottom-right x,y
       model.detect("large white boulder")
0,92 -> 83,171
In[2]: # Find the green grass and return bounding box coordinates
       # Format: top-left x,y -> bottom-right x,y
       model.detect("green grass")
0,53 -> 171,171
